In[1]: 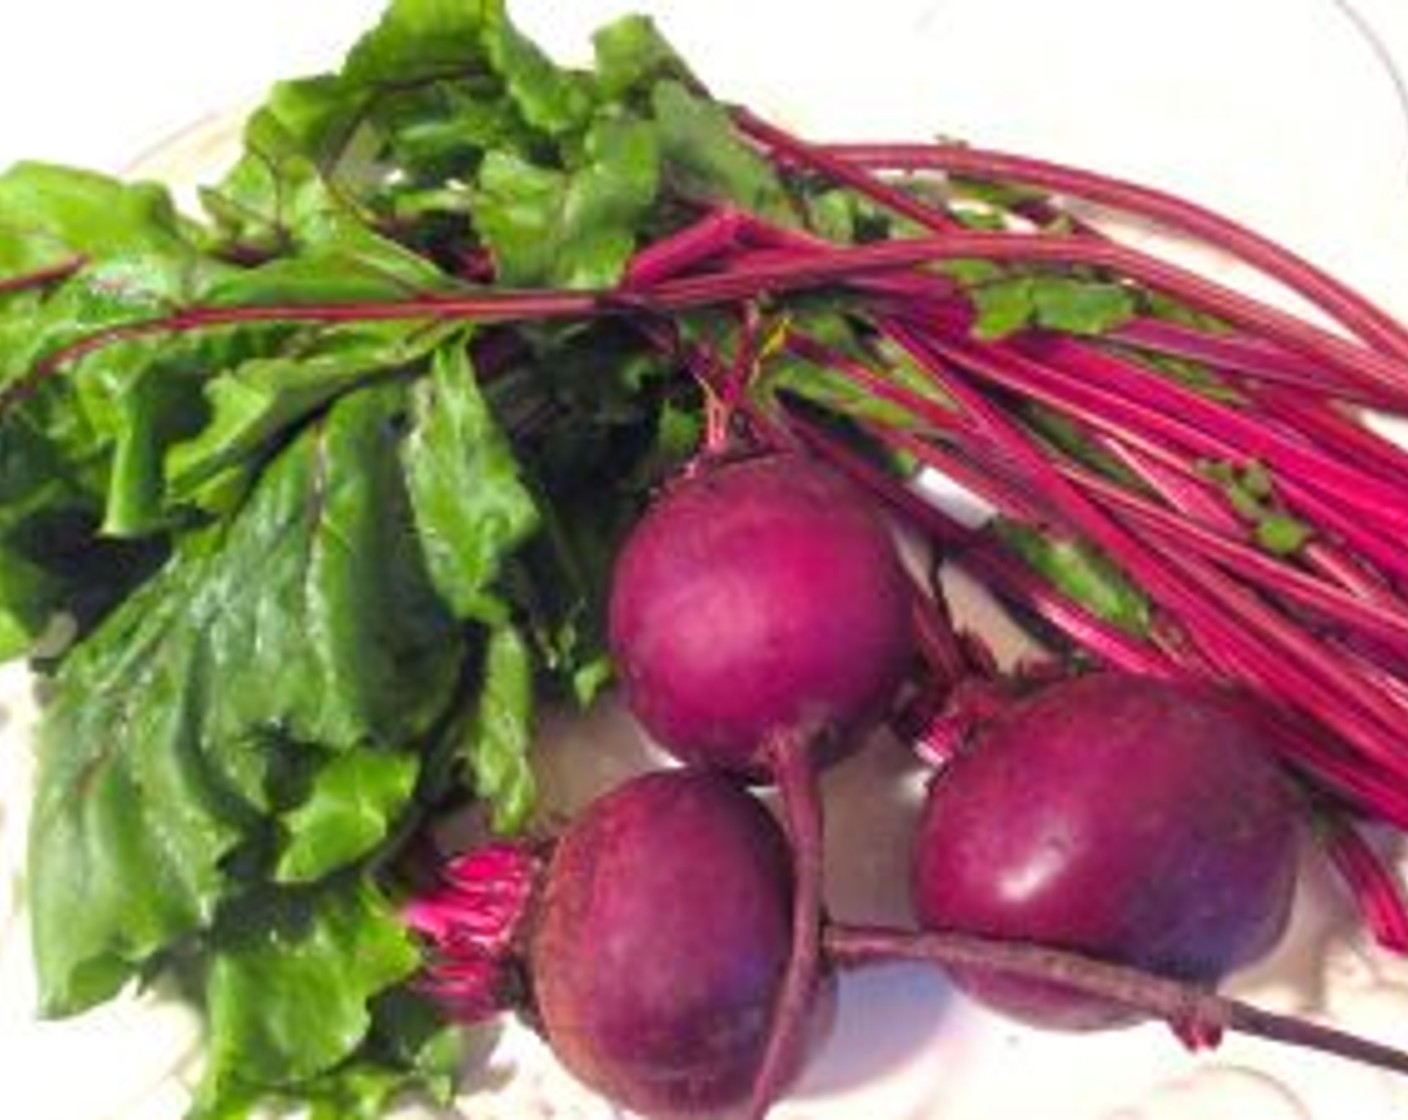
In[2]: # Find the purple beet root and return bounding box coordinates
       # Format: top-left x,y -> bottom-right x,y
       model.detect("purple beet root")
406,767 -> 1408,1119
530,769 -> 812,1117
608,451 -> 915,775
608,450 -> 918,1116
911,672 -> 1301,1030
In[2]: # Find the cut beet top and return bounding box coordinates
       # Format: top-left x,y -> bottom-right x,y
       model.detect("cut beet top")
911,672 -> 1301,1030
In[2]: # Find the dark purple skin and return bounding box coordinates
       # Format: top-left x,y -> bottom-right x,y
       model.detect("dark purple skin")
530,769 -> 803,1117
608,452 -> 915,773
912,672 -> 1301,1030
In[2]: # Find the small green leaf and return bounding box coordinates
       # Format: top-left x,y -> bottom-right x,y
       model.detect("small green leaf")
651,81 -> 792,222
480,0 -> 592,135
453,624 -> 536,834
995,519 -> 1152,635
970,275 -> 1035,339
0,541 -> 63,659
472,113 -> 660,288
957,267 -> 1135,340
1255,513 -> 1313,556
1240,460 -> 1275,500
1030,275 -> 1135,335
274,750 -> 420,883
593,14 -> 694,100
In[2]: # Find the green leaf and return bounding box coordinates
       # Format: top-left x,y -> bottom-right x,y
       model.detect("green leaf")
651,81 -> 793,222
194,988 -> 464,1120
0,164 -> 220,387
0,162 -> 199,265
343,0 -> 489,83
759,305 -> 952,428
1255,512 -> 1313,556
379,90 -> 534,184
806,188 -> 869,244
592,14 -> 694,100
994,519 -> 1152,635
202,0 -> 505,223
0,405 -> 163,655
164,318 -> 456,511
274,750 -> 420,883
100,365 -> 209,537
1030,275 -> 1136,335
204,876 -> 420,1087
961,268 -> 1135,340
401,340 -> 540,623
479,0 -> 592,135
472,112 -> 660,288
970,274 -> 1036,340
28,557 -> 242,1013
28,386 -> 462,1014
450,624 -> 536,834
0,165 -> 233,638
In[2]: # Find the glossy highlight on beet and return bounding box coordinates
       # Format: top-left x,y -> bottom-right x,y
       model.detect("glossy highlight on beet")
911,672 -> 1301,1030
608,452 -> 915,773
530,769 -> 803,1117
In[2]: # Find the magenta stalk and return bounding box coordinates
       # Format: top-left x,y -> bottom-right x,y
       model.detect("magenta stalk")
826,923 -> 1408,1078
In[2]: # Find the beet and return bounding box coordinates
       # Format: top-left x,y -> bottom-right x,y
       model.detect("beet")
608,451 -> 914,775
408,765 -> 1408,1119
911,672 -> 1301,1030
530,769 -> 804,1116
607,450 -> 917,1115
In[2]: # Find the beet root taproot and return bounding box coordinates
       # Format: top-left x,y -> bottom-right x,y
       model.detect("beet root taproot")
911,672 -> 1301,1030
608,451 -> 915,776
530,768 -> 822,1116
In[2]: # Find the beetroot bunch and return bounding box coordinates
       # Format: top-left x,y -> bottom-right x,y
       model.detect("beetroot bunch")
406,452 -> 1408,1118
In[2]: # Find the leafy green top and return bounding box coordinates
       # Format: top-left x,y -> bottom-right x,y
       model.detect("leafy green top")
0,3 -> 1158,1117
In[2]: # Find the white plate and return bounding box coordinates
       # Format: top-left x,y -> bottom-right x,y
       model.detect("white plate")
5,2 -> 1408,1118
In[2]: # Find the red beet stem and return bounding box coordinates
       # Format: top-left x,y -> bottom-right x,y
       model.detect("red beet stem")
898,347 -> 1408,777
747,728 -> 826,1120
0,288 -> 603,410
909,571 -> 976,686
734,108 -> 957,235
641,231 -> 1408,401
1318,813 -> 1408,955
0,255 -> 87,296
1279,479 -> 1408,590
1067,466 -> 1408,658
822,140 -> 1408,362
1112,317 -> 1393,406
1251,385 -> 1408,489
785,416 -> 1182,677
825,923 -> 1408,1077
913,327 -> 1408,587
403,842 -> 543,1023
790,319 -> 1408,809
1018,333 -> 1408,528
15,231 -> 1408,422
1095,439 -> 1247,536
624,207 -> 746,288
